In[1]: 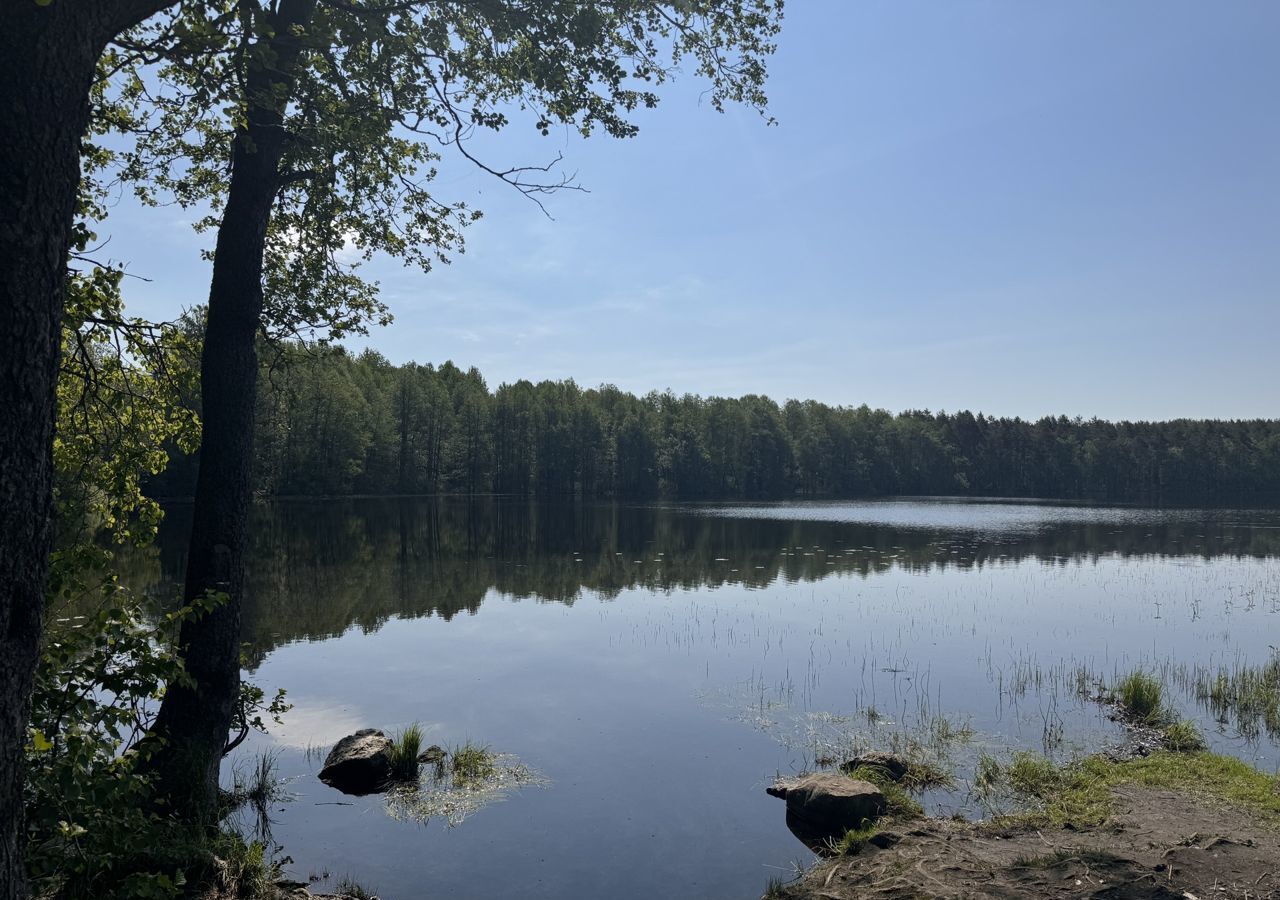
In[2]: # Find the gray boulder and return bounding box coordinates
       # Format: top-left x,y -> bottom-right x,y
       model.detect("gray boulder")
417,744 -> 446,764
319,728 -> 393,795
840,751 -> 911,782
767,773 -> 886,834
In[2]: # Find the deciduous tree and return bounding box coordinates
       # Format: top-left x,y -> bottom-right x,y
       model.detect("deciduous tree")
112,0 -> 782,825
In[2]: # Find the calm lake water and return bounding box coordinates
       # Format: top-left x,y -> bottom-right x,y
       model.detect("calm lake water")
123,498 -> 1280,899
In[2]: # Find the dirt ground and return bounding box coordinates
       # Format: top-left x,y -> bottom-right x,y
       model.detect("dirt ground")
771,785 -> 1280,900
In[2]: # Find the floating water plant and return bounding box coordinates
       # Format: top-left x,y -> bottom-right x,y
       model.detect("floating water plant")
384,749 -> 547,828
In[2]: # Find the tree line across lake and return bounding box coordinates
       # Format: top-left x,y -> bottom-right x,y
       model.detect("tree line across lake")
150,345 -> 1280,503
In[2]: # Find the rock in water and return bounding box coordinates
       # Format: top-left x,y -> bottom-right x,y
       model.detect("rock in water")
417,744 -> 446,764
840,751 -> 911,782
767,773 -> 886,835
319,728 -> 394,795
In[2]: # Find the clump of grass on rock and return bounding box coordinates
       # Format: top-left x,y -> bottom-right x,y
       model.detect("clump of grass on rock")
836,750 -> 955,821
388,723 -> 425,782
1113,670 -> 1168,724
843,765 -> 924,819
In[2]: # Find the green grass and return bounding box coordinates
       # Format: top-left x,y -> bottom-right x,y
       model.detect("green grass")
1120,751 -> 1280,821
1113,670 -> 1168,724
222,750 -> 285,824
975,752 -> 1002,795
826,821 -> 880,856
1162,719 -> 1207,752
1194,656 -> 1280,739
451,741 -> 497,782
240,750 -> 283,806
1006,751 -> 1062,798
902,759 -> 955,792
844,765 -> 924,819
838,753 -> 955,793
207,832 -> 277,899
837,750 -> 954,820
988,750 -> 1280,831
928,716 -> 976,749
389,723 -> 425,782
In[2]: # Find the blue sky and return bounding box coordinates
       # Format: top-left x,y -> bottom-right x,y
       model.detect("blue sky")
105,0 -> 1278,421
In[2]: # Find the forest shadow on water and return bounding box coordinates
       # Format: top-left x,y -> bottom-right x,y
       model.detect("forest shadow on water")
121,497 -> 1280,664
118,498 -> 1280,900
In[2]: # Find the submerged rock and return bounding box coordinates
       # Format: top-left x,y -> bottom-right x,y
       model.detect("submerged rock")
840,751 -> 910,782
767,773 -> 886,836
319,728 -> 393,795
418,744 -> 447,764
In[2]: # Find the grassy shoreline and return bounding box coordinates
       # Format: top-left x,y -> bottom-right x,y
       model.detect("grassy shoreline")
770,747 -> 1280,900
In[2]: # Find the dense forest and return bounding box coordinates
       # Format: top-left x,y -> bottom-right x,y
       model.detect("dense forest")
150,344 -> 1280,503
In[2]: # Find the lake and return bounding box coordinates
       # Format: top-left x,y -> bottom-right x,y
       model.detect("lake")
122,497 -> 1280,899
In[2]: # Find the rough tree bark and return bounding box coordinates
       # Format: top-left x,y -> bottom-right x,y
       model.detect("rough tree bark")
145,0 -> 317,826
0,4 -> 176,896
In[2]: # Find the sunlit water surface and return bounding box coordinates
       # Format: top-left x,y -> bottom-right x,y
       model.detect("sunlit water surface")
124,498 -> 1280,899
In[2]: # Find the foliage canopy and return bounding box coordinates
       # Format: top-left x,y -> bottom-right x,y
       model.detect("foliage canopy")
110,0 -> 783,340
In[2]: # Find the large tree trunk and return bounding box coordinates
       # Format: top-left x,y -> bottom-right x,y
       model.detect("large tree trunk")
0,3 -> 174,894
146,0 -> 316,825
0,35 -> 90,900
0,16 -> 108,900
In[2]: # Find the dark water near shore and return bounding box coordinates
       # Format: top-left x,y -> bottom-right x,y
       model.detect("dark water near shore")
122,498 -> 1280,899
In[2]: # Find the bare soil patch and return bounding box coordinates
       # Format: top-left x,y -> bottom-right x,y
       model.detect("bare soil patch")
769,785 -> 1280,900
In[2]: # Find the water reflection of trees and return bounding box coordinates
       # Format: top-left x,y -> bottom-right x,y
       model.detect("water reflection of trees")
122,499 -> 1280,668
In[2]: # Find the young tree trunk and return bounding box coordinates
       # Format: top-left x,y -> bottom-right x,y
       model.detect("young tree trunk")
0,3 -> 172,893
145,0 -> 316,826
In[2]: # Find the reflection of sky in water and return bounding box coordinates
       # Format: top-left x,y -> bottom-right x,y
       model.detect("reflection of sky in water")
696,498 -> 1280,534
129,499 -> 1280,900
